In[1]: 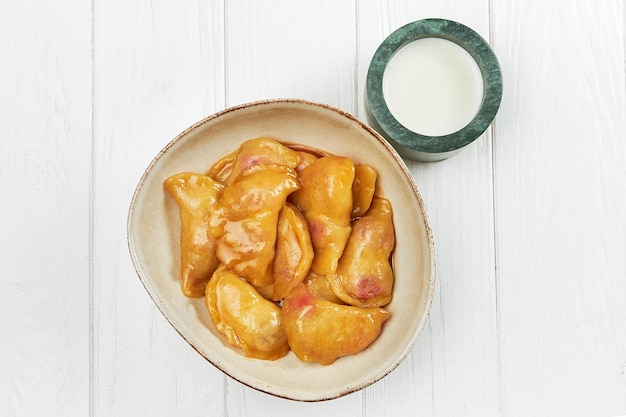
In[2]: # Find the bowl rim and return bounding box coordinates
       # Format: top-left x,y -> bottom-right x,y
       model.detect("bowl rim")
126,98 -> 437,401
366,18 -> 503,156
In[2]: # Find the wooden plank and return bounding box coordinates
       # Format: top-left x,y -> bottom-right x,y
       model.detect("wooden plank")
0,1 -> 91,415
92,1 -> 226,415
492,0 -> 626,415
226,0 -> 357,111
223,0 -> 363,414
357,1 -> 500,416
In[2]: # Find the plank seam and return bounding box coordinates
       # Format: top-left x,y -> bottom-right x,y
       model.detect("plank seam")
89,0 -> 96,415
487,1 -> 504,415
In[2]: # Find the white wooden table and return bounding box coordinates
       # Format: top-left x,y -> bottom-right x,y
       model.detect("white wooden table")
2,1 -> 625,415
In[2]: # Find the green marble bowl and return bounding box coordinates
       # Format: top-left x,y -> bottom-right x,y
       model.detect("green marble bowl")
366,18 -> 503,161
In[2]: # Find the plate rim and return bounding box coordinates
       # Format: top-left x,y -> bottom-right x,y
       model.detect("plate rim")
126,98 -> 437,401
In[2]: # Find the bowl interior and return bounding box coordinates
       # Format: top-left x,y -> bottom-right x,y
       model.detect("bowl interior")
127,99 -> 436,401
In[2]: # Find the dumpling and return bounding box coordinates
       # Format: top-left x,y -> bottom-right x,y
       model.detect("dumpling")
163,172 -> 224,297
272,203 -> 314,301
351,164 -> 377,218
290,156 -> 354,275
282,283 -> 390,365
252,282 -> 275,301
294,150 -> 321,174
210,165 -> 300,287
205,265 -> 289,361
207,138 -> 301,185
328,198 -> 395,308
303,271 -> 344,304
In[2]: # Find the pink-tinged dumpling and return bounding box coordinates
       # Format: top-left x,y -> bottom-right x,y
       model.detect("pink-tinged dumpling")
272,203 -> 314,301
290,156 -> 355,275
210,165 -> 300,287
282,284 -> 390,365
351,164 -> 378,218
207,138 -> 301,185
163,172 -> 224,298
205,266 -> 289,360
329,198 -> 395,308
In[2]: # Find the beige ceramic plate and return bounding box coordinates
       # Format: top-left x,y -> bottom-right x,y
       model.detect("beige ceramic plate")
127,99 -> 436,401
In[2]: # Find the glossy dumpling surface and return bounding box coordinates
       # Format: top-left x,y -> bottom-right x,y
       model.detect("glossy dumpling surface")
303,271 -> 344,304
272,203 -> 314,301
290,156 -> 354,275
210,165 -> 300,287
164,172 -> 224,297
351,164 -> 377,218
329,197 -> 395,307
207,138 -> 301,185
282,283 -> 390,365
205,266 -> 289,360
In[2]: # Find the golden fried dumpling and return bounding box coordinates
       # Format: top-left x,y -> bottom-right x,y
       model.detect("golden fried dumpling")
294,150 -> 321,174
207,138 -> 301,185
272,203 -> 314,301
303,271 -> 344,304
210,165 -> 300,287
290,156 -> 355,275
205,266 -> 289,360
163,172 -> 224,297
252,282 -> 275,301
351,164 -> 377,218
329,198 -> 395,308
282,284 -> 390,365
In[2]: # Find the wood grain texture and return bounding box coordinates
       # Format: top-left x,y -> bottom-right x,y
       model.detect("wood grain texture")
492,0 -> 626,415
0,1 -> 91,416
92,1 -> 226,415
357,1 -> 500,416
2,0 -> 626,415
226,0 -> 357,112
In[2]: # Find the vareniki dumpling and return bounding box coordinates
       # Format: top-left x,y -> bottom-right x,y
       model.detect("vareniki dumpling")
351,164 -> 377,218
282,283 -> 390,365
303,271 -> 344,304
210,165 -> 300,287
207,137 -> 301,185
329,197 -> 395,308
205,265 -> 289,361
164,172 -> 224,297
272,202 -> 314,301
290,156 -> 355,275
165,138 -> 398,365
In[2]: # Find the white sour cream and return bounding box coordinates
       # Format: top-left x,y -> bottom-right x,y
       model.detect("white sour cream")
383,37 -> 484,137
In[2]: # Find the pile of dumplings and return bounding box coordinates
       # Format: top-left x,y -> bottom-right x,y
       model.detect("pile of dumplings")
164,138 -> 395,365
